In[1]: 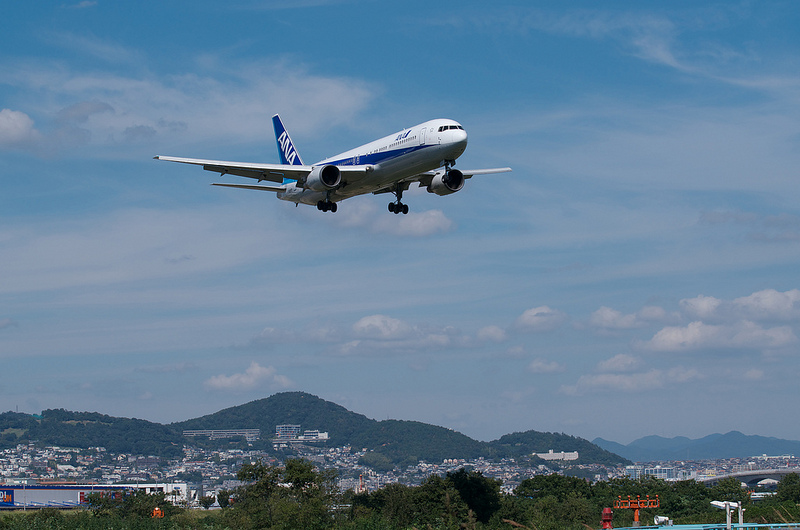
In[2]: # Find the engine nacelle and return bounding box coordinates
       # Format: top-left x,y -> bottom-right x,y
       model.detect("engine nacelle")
427,169 -> 464,196
306,165 -> 341,191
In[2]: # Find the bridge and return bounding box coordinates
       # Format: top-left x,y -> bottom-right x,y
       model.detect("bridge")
698,468 -> 798,486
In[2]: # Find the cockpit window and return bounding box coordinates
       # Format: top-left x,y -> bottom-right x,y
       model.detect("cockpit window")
437,125 -> 464,132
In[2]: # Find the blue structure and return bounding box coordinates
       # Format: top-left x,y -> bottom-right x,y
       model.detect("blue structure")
0,484 -> 128,509
615,523 -> 800,530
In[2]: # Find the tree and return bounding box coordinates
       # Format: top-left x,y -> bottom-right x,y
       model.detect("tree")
86,489 -> 179,519
232,458 -> 338,529
351,482 -> 415,527
777,473 -> 800,503
445,468 -> 502,523
199,494 -> 216,510
515,474 -> 592,502
710,477 -> 748,504
410,474 -> 469,528
216,488 -> 231,509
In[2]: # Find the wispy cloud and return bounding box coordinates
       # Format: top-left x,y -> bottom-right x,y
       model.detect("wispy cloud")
64,1 -> 97,9
1,50 -> 377,155
561,366 -> 702,396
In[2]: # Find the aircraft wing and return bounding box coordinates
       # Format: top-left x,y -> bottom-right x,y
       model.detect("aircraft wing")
212,183 -> 286,192
155,155 -> 312,183
459,167 -> 513,178
374,166 -> 512,194
154,155 -> 372,184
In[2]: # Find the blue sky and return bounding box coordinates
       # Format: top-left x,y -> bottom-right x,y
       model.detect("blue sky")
2,1 -> 800,445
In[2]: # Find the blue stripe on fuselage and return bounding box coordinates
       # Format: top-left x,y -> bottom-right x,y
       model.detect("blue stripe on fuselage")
325,143 -> 431,167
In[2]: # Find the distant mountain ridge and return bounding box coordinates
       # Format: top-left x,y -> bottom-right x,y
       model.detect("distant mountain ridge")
593,431 -> 800,462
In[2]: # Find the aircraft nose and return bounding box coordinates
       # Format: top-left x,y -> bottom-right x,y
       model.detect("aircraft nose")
453,128 -> 467,149
453,129 -> 467,156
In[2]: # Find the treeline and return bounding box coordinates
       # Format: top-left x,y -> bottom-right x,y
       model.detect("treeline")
3,462 -> 800,530
0,409 -> 184,458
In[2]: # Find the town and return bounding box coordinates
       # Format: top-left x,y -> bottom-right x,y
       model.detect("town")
1,428 -> 797,508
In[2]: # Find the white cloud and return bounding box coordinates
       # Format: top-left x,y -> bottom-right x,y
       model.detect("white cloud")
588,305 -> 675,333
370,209 -> 455,237
733,289 -> 800,321
353,315 -> 413,340
597,354 -> 642,373
478,325 -> 507,342
204,362 -> 292,391
332,315 -> 467,356
643,320 -> 797,352
679,294 -> 723,320
0,109 -> 41,149
527,358 -> 563,374
330,204 -> 455,237
678,289 -> 800,324
515,306 -> 567,332
590,306 -> 641,330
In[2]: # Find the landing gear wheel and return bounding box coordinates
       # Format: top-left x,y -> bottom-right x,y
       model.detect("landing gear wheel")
389,186 -> 409,214
317,200 -> 337,212
390,202 -> 408,214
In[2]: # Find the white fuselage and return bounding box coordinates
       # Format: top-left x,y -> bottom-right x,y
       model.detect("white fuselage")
277,119 -> 468,205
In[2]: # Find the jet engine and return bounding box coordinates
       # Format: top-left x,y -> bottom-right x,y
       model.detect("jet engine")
427,169 -> 464,196
306,165 -> 341,191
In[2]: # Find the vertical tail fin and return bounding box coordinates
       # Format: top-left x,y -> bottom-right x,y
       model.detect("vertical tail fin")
272,114 -> 305,167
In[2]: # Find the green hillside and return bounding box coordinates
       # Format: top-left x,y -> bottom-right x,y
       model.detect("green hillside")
173,392 -> 627,468
488,430 -> 629,465
2,392 -> 628,469
173,391 -> 375,442
0,409 -> 184,457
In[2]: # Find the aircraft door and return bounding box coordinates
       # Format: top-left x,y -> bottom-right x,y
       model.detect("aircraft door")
419,128 -> 426,145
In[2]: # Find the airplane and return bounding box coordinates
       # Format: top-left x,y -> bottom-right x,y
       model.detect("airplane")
155,115 -> 511,214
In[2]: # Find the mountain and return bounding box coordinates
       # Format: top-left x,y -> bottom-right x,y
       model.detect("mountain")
0,409 -> 184,458
174,392 -> 627,468
593,431 -> 800,462
489,430 -> 627,466
173,391 -> 376,442
1,392 -> 627,469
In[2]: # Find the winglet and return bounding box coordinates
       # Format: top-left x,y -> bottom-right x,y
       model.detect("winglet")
272,114 -> 305,166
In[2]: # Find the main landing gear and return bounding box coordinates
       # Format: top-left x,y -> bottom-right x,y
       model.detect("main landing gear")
388,187 -> 409,215
316,200 -> 337,212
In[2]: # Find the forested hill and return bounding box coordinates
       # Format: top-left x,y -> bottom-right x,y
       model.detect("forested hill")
173,392 -> 376,442
174,392 -> 626,467
0,409 -> 184,458
1,392 -> 627,468
489,430 -> 627,466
